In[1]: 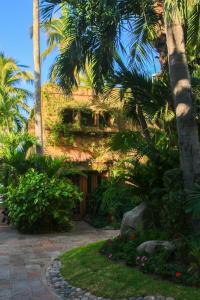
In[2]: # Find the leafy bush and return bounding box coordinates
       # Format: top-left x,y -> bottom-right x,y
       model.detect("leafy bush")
5,169 -> 82,233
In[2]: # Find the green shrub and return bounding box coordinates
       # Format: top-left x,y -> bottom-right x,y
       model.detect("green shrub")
5,169 -> 82,233
88,178 -> 137,228
127,161 -> 186,237
101,228 -> 168,265
101,233 -> 200,287
147,168 -> 187,237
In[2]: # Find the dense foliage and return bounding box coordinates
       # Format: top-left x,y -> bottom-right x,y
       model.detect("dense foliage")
101,233 -> 200,288
5,169 -> 82,233
0,134 -> 83,233
88,178 -> 137,228
0,0 -> 200,292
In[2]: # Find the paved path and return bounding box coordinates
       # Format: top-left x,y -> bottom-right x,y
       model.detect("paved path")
0,222 -> 118,300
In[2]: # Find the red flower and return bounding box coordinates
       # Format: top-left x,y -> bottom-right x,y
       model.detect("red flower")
175,272 -> 182,278
107,239 -> 113,246
128,233 -> 136,241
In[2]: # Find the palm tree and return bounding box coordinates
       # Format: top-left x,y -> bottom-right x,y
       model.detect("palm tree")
0,53 -> 32,91
0,132 -> 36,186
41,8 -> 95,89
0,53 -> 32,132
33,0 -> 43,154
164,0 -> 200,189
0,90 -> 28,132
105,59 -> 174,140
41,0 -> 123,93
41,5 -> 68,60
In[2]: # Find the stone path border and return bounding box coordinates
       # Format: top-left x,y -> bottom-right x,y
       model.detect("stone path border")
46,255 -> 175,300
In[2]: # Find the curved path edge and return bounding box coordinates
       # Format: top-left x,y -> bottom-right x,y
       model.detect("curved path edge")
0,222 -> 118,300
46,258 -> 175,300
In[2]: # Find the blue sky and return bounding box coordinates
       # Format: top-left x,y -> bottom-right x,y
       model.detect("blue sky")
0,0 -> 55,108
0,1 -> 160,107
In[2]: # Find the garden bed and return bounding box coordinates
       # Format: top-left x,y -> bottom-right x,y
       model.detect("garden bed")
49,241 -> 200,300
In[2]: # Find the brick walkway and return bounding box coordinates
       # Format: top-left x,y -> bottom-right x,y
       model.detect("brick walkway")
0,222 -> 118,300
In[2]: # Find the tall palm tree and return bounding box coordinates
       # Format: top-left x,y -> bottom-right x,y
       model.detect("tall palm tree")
0,53 -> 32,132
164,0 -> 200,189
33,0 -> 43,154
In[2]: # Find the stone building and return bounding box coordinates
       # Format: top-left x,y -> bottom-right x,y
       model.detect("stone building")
29,83 -> 133,218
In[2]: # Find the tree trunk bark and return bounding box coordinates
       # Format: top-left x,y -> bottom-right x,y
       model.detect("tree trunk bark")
153,1 -> 167,70
136,104 -> 151,141
165,14 -> 200,190
33,0 -> 43,154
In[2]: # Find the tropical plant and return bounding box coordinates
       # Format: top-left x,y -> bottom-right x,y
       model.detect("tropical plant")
0,53 -> 32,132
41,5 -> 103,91
0,132 -> 37,186
0,130 -> 84,188
40,0 -> 124,93
40,0 -> 161,90
105,60 -> 175,141
41,0 -> 200,191
88,177 -> 137,228
41,5 -> 68,59
0,52 -> 32,92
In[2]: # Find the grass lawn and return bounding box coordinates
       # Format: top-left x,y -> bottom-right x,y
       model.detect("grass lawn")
60,241 -> 200,300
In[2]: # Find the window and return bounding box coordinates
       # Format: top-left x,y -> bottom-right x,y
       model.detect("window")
99,112 -> 112,128
62,109 -> 74,124
81,110 -> 94,127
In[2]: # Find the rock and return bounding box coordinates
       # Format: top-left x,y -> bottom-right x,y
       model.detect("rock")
120,203 -> 147,235
144,297 -> 156,300
137,240 -> 175,255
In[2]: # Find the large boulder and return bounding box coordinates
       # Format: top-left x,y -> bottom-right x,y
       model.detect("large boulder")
137,240 -> 175,255
120,202 -> 147,236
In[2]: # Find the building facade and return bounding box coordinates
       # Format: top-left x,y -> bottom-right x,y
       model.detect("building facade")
29,83 -> 133,218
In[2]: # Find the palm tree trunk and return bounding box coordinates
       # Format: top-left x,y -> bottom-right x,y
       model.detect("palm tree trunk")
153,1 -> 167,70
33,0 -> 43,154
136,104 -> 151,141
165,14 -> 200,189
